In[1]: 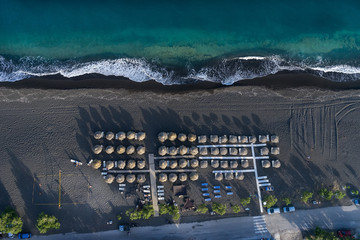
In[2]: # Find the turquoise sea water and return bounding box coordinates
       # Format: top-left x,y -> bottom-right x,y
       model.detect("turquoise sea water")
1,0 -> 360,84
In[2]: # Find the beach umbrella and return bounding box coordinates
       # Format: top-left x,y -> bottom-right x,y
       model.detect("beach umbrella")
189,146 -> 199,155
219,135 -> 228,144
210,135 -> 219,143
211,147 -> 219,155
126,145 -> 135,155
229,135 -> 238,143
215,173 -> 223,181
159,173 -> 167,182
158,146 -> 167,156
271,147 -> 280,155
220,161 -> 229,169
230,160 -> 238,169
262,160 -> 271,168
169,146 -> 178,156
199,148 -> 208,156
179,159 -> 188,168
179,145 -> 188,155
178,133 -> 187,142
158,132 -> 168,142
137,174 -> 146,183
106,161 -> 115,170
115,131 -> 126,141
118,160 -> 126,169
105,131 -> 115,141
225,172 -> 234,180
127,159 -> 136,169
259,135 -> 267,143
169,160 -> 178,169
136,146 -> 146,155
271,135 -> 279,143
235,172 -> 244,180
260,147 -> 269,156
105,146 -> 115,154
239,136 -> 248,143
136,132 -> 146,141
116,145 -> 126,154
272,159 -> 281,168
198,135 -> 207,143
93,131 -> 104,140
200,160 -> 208,168
92,145 -> 103,154
190,159 -> 199,168
189,172 -> 199,181
179,173 -> 187,182
220,147 -> 228,155
241,159 -> 249,168
249,136 -> 256,143
169,173 -> 178,183
137,160 -> 146,169
127,131 -> 136,140
126,174 -> 136,183
168,132 -> 177,141
159,160 -> 167,169
239,148 -> 248,156
188,133 -> 197,142
105,174 -> 115,184
211,160 -> 219,168
116,174 -> 125,184
91,159 -> 102,169
229,148 -> 238,156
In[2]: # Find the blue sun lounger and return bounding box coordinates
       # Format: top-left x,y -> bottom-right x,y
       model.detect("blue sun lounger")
225,186 -> 232,189
214,186 -> 220,189
202,193 -> 210,196
227,192 -> 233,195
205,198 -> 211,202
201,188 -> 208,191
215,195 -> 221,198
201,183 -> 208,186
213,190 -> 220,193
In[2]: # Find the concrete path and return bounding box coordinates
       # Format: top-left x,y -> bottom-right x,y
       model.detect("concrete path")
148,154 -> 159,217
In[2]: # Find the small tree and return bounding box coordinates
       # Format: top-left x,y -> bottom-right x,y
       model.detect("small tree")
0,208 -> 23,235
159,204 -> 180,221
231,205 -> 241,213
282,197 -> 291,206
264,195 -> 277,208
116,214 -> 122,221
318,188 -> 333,201
334,190 -> 346,200
196,204 -> 208,214
351,190 -> 359,195
36,212 -> 60,234
239,197 -> 251,207
212,203 -> 226,215
301,191 -> 313,203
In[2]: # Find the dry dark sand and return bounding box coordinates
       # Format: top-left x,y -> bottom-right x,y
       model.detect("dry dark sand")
0,73 -> 360,234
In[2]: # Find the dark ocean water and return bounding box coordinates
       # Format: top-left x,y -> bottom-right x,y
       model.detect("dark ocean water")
1,0 -> 360,85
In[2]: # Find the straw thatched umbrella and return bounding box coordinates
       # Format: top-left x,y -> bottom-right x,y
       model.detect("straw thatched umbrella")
262,160 -> 271,168
159,160 -> 167,169
229,148 -> 238,155
179,173 -> 187,182
126,174 -> 136,183
94,131 -> 104,140
137,160 -> 146,169
219,135 -> 228,143
199,147 -> 208,156
118,160 -> 126,169
136,132 -> 146,141
159,173 -> 167,182
271,135 -> 279,143
105,131 -> 114,141
169,173 -> 178,183
116,174 -> 125,183
115,131 -> 126,141
190,159 -> 199,168
169,160 -> 178,169
211,147 -> 219,155
106,161 -> 114,170
220,161 -> 229,168
189,172 -> 199,181
241,159 -> 249,168
158,146 -> 167,156
105,174 -> 115,184
225,172 -> 234,180
230,160 -> 238,169
178,133 -> 187,142
105,146 -> 114,154
198,135 -> 207,143
91,159 -> 102,169
220,147 -> 228,155
235,172 -> 244,180
271,147 -> 280,155
127,131 -> 136,140
215,173 -> 223,181
260,147 -> 269,156
116,145 -> 126,154
169,146 -> 178,156
179,145 -> 188,155
259,135 -> 267,143
239,148 -> 248,156
126,145 -> 135,155
229,135 -> 238,143
189,146 -> 199,155
272,159 -> 281,168
137,174 -> 146,183
249,136 -> 256,143
200,160 -> 208,168
210,135 -> 219,143
211,160 -> 219,168
127,159 -> 136,169
158,132 -> 168,142
168,132 -> 177,141
188,133 -> 197,142
237,136 -> 246,143
136,146 -> 146,155
179,159 -> 188,168
92,145 -> 103,154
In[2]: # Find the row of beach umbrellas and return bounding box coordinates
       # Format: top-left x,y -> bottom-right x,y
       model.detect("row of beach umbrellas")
105,174 -> 146,184
93,145 -> 145,155
157,159 -> 249,169
262,159 -> 281,168
214,172 -> 244,181
158,172 -> 199,182
94,131 -> 146,141
91,160 -> 146,170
